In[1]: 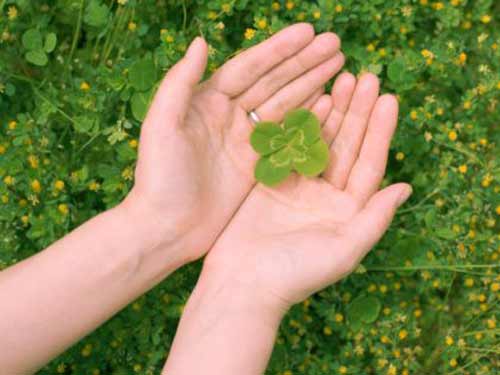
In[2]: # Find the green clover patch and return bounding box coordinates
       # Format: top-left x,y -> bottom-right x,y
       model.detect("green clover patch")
250,109 -> 329,186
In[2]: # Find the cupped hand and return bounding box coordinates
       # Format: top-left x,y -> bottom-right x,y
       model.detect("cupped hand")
203,72 -> 412,309
123,24 -> 345,264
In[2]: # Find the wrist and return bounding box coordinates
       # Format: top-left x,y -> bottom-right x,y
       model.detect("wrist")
112,197 -> 191,282
190,263 -> 289,327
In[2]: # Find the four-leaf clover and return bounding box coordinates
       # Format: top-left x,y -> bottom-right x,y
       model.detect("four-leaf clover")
250,109 -> 330,186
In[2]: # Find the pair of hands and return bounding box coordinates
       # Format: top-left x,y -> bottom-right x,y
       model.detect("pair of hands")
124,23 -> 411,314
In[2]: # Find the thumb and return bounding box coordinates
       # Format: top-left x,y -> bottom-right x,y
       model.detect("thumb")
345,183 -> 412,258
145,37 -> 208,126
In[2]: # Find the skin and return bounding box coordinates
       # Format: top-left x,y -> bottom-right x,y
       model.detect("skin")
0,24 -> 347,374
163,74 -> 412,374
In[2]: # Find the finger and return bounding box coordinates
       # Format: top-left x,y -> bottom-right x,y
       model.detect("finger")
255,53 -> 345,122
342,183 -> 412,261
309,94 -> 333,125
145,37 -> 208,127
299,87 -> 324,109
238,33 -> 341,111
345,95 -> 399,205
321,72 -> 356,144
209,23 -> 315,97
323,73 -> 380,188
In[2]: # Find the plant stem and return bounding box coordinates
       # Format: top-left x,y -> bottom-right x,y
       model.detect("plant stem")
66,0 -> 85,73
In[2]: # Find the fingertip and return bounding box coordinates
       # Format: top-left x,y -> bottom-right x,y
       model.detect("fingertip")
358,72 -> 380,90
332,72 -> 357,94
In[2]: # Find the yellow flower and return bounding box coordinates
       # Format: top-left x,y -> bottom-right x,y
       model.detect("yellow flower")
335,313 -> 344,323
448,130 -> 457,141
480,15 -> 491,24
80,82 -> 90,91
81,343 -> 92,357
7,6 -> 18,20
433,2 -> 444,10
399,330 -> 408,340
445,336 -> 454,345
458,164 -> 467,174
256,19 -> 267,30
450,0 -> 460,5
31,179 -> 42,193
8,120 -> 17,130
244,28 -> 256,40
3,175 -> 14,186
491,283 -> 500,292
28,155 -> 39,169
58,203 -> 69,215
285,1 -> 295,10
128,21 -> 137,31
221,3 -> 231,12
420,0 -> 428,5
128,139 -> 138,148
449,358 -> 458,367
207,11 -> 217,20
323,326 -> 333,335
367,43 -> 376,52
339,366 -> 348,374
1,194 -> 9,204
54,180 -> 65,191
458,52 -> 467,65
465,278 -> 474,287
336,5 -> 344,12
381,335 -> 391,344
88,181 -> 100,191
463,100 -> 472,109
21,215 -> 29,225
414,309 -> 422,318
272,2 -> 281,11
0,144 -> 6,154
495,205 -> 500,215
313,10 -> 321,20
133,364 -> 142,373
387,365 -> 397,375
396,152 -> 405,161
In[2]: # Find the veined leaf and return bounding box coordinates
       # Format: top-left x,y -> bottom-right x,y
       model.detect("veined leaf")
293,139 -> 329,177
250,121 -> 284,155
255,156 -> 291,186
284,108 -> 321,145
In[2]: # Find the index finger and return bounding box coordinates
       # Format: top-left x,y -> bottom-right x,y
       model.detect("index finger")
209,23 -> 315,97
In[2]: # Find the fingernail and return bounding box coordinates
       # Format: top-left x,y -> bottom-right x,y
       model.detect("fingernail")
397,185 -> 413,206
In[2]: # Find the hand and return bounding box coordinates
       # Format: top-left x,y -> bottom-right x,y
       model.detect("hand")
122,24 -> 345,265
203,72 -> 412,310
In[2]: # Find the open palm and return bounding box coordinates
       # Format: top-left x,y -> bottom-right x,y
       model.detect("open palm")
204,73 -> 412,308
126,24 -> 345,263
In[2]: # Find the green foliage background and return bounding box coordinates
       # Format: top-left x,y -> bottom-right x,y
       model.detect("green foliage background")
1,0 -> 499,374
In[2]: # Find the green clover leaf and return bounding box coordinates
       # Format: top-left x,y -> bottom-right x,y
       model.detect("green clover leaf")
250,109 -> 330,186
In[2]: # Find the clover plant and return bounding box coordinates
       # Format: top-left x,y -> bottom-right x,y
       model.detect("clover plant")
250,109 -> 329,186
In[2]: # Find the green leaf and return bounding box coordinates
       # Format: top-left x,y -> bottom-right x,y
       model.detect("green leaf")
130,89 -> 154,122
293,139 -> 329,177
255,156 -> 291,186
22,29 -> 43,50
25,50 -> 48,66
84,0 -> 109,27
73,115 -> 98,134
128,58 -> 157,91
44,33 -> 57,53
250,122 -> 284,155
347,295 -> 381,328
269,148 -> 292,167
284,108 -> 321,145
435,227 -> 456,240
